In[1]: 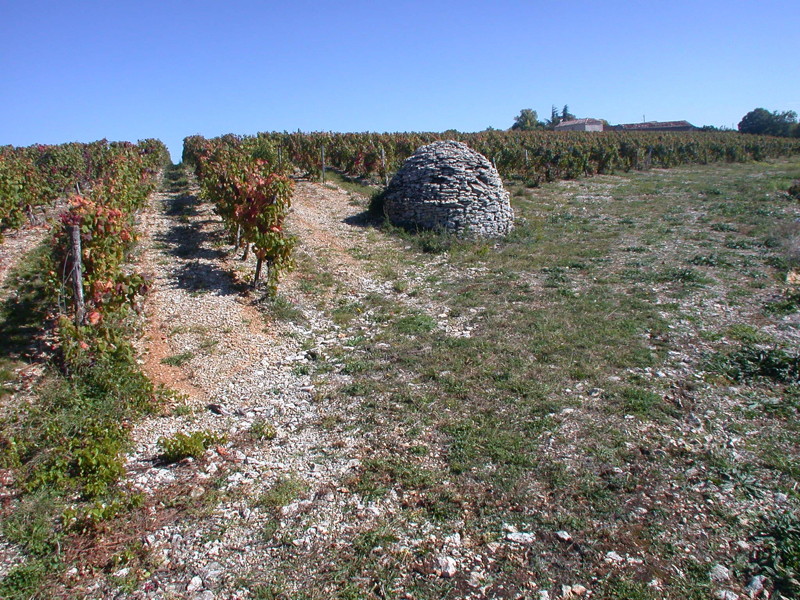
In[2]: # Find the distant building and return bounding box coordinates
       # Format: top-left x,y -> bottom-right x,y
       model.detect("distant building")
554,118 -> 604,132
615,120 -> 696,132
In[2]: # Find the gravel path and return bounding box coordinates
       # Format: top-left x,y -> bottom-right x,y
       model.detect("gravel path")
80,181 -> 388,598
0,205 -> 59,302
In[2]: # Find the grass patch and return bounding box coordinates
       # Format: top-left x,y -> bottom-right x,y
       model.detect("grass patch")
258,475 -> 307,509
0,559 -> 51,600
614,386 -> 675,420
158,430 -> 226,463
393,313 -> 437,335
352,455 -> 437,498
765,288 -> 800,316
0,243 -> 51,359
261,294 -> 306,323
442,413 -> 545,481
161,163 -> 190,193
250,418 -> 277,441
324,169 -> 379,199
753,510 -> 800,598
726,324 -> 773,344
707,344 -> 800,384
160,351 -> 194,366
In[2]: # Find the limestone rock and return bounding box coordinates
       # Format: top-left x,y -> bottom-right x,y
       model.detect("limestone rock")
383,140 -> 514,237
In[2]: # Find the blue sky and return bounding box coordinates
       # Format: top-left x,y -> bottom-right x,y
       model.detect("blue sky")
2,0 -> 798,162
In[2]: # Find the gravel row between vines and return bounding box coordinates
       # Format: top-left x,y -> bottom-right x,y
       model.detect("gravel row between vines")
0,205 -> 61,303
77,179 -> 412,597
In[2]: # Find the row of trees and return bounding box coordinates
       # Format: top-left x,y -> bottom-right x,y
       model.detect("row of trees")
4,139 -> 169,504
511,105 -> 578,131
511,106 -> 800,138
738,108 -> 800,138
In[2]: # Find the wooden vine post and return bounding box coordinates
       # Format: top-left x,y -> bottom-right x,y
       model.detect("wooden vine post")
381,146 -> 388,186
69,224 -> 86,325
320,146 -> 326,184
253,257 -> 265,289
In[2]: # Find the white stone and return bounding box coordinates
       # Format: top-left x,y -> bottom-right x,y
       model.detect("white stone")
709,564 -> 731,582
555,530 -> 572,542
506,532 -> 536,544
438,556 -> 457,578
571,584 -> 588,596
187,575 -> 203,593
745,575 -> 766,596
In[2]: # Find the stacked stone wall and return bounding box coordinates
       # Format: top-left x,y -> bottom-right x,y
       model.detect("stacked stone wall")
383,141 -> 514,237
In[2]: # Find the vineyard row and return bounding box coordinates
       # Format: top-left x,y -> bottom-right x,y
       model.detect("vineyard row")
184,130 -> 800,186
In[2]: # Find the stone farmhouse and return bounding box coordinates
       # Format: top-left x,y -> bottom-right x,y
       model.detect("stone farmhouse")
554,118 -> 604,132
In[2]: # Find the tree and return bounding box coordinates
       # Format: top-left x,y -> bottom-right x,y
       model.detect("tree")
511,109 -> 542,131
738,108 -> 798,137
561,105 -> 576,122
546,105 -> 561,129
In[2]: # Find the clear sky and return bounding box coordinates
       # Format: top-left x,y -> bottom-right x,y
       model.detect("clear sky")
2,0 -> 798,162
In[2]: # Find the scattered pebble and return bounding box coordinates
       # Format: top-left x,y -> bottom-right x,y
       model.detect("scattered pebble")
555,530 -> 572,543
437,556 -> 457,578
745,575 -> 766,597
709,564 -> 731,583
506,532 -> 536,545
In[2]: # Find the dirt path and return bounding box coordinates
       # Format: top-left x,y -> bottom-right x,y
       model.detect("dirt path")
289,181 -> 373,277
283,180 -> 403,304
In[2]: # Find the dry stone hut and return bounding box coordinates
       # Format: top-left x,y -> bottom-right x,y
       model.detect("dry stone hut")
382,140 -> 514,237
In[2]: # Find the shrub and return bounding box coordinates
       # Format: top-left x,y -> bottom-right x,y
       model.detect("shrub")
788,180 -> 800,200
753,510 -> 800,597
707,344 -> 800,384
250,418 -> 277,441
158,430 -> 226,463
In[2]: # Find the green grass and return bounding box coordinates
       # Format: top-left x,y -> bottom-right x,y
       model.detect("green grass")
323,169 -> 380,199
158,430 -> 226,463
261,293 -> 307,323
754,510 -> 800,598
250,418 -> 277,441
161,162 -> 190,193
393,312 -> 437,335
274,158 -> 800,598
257,475 -> 308,509
160,351 -> 194,366
0,244 -> 51,360
707,344 -> 800,384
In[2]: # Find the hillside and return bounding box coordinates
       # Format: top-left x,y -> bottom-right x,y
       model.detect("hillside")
2,158 -> 800,598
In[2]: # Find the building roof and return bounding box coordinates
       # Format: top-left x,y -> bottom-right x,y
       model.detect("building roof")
555,118 -> 604,128
619,120 -> 694,130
